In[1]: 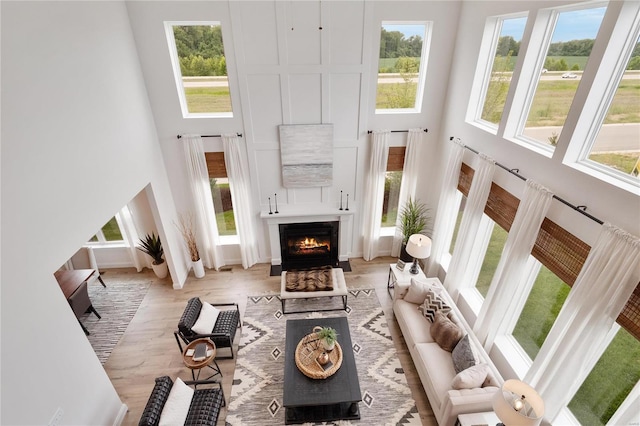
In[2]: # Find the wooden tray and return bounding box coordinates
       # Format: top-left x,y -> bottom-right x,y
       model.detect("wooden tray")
294,332 -> 343,379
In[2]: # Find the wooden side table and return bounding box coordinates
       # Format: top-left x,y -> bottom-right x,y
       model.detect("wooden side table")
182,338 -> 222,381
387,262 -> 427,296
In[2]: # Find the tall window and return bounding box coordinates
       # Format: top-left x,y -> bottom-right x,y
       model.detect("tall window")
568,328 -> 640,425
586,34 -> 640,180
376,22 -> 431,113
89,217 -> 124,243
165,22 -> 233,118
205,152 -> 237,236
521,6 -> 606,146
475,217 -> 508,297
480,16 -> 527,125
381,147 -> 405,227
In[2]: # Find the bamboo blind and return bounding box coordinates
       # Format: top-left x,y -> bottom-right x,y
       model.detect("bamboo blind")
387,147 -> 406,172
456,162 -> 640,341
205,152 -> 228,178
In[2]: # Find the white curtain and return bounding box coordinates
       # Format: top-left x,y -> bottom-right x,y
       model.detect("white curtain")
443,154 -> 495,300
473,180 -> 554,349
426,139 -> 465,277
525,223 -> 640,421
391,129 -> 423,257
117,205 -> 143,272
362,130 -> 390,261
222,133 -> 259,269
183,134 -> 224,270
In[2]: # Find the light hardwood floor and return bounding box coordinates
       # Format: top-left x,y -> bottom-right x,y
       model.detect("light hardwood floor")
103,257 -> 437,425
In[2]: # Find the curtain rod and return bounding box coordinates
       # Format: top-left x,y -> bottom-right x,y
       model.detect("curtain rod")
450,136 -> 604,225
177,133 -> 243,139
367,128 -> 428,134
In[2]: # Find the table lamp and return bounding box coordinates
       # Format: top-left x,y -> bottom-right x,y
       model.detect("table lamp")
492,379 -> 544,426
405,234 -> 432,275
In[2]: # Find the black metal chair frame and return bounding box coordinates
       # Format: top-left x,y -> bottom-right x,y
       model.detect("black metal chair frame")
174,299 -> 242,360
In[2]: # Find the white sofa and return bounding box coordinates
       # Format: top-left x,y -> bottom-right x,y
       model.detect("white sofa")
393,277 -> 504,425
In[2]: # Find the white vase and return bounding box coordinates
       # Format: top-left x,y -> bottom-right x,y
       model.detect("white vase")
322,339 -> 335,352
193,258 -> 205,278
151,261 -> 168,279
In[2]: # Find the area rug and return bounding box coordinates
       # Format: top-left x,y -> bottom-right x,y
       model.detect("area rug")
225,289 -> 421,425
78,274 -> 152,364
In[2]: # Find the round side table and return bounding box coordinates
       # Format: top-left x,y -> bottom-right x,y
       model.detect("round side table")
182,338 -> 222,380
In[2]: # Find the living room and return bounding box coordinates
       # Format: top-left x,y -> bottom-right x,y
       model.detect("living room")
2,1 -> 639,425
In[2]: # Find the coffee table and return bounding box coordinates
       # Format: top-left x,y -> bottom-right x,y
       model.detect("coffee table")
283,317 -> 361,424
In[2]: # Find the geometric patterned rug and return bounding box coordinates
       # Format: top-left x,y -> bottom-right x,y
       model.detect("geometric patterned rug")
225,289 -> 421,425
77,273 -> 152,364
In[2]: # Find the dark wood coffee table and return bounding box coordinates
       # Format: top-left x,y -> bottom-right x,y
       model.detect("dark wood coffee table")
283,317 -> 361,424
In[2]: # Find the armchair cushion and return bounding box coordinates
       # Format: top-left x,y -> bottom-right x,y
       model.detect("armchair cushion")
139,376 -> 174,426
159,378 -> 193,426
178,297 -> 203,336
191,302 -> 220,335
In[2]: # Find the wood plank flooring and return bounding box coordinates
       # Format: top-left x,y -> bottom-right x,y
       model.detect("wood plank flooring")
102,257 -> 437,425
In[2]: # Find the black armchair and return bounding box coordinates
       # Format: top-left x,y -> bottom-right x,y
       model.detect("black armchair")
138,376 -> 224,426
174,298 -> 241,359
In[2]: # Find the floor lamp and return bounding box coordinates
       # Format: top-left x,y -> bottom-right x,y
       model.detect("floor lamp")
405,234 -> 432,275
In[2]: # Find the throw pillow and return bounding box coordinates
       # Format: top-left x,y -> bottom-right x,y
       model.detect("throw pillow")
430,311 -> 464,352
451,334 -> 479,373
158,377 -> 194,426
191,301 -> 220,335
404,278 -> 433,304
418,289 -> 451,322
451,363 -> 490,390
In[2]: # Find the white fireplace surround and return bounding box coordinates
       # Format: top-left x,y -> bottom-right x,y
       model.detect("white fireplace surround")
260,205 -> 355,266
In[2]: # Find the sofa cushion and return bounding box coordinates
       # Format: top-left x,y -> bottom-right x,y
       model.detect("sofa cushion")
394,299 -> 435,347
419,290 -> 452,322
451,363 -> 490,390
431,311 -> 464,352
404,278 -> 441,304
451,335 -> 478,373
191,302 -> 220,335
158,377 -> 194,426
415,342 -> 458,410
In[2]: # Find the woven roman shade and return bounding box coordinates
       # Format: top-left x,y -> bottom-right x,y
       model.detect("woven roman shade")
456,161 -> 640,341
205,152 -> 227,178
387,146 -> 406,172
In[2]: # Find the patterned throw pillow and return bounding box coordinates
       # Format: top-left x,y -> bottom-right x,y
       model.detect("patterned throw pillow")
418,289 -> 451,322
451,334 -> 478,373
430,311 -> 464,352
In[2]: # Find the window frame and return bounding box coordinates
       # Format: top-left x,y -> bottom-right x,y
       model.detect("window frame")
164,21 -> 234,119
86,214 -> 126,247
375,21 -> 432,114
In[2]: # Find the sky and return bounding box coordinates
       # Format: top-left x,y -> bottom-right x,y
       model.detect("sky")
382,24 -> 425,39
500,7 -> 606,43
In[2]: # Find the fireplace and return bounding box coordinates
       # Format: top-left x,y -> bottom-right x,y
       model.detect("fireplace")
279,221 -> 339,270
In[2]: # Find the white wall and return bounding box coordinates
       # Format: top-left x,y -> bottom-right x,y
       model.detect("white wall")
1,2 -> 185,424
127,1 -> 461,262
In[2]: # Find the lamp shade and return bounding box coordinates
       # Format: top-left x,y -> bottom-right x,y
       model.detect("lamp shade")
405,234 -> 432,259
492,379 -> 544,426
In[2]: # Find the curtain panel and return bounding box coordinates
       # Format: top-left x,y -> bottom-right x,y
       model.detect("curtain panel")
222,133 -> 259,269
473,180 -> 554,349
444,154 -> 495,300
525,223 -> 640,421
426,139 -> 465,277
391,128 -> 423,257
182,134 -> 224,270
362,131 -> 390,261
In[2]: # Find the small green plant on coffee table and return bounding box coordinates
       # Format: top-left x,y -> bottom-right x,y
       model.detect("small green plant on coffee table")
316,326 -> 338,347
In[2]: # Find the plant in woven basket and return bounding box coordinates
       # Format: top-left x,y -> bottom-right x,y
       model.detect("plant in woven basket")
175,213 -> 200,262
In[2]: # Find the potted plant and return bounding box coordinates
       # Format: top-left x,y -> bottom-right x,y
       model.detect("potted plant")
137,232 -> 168,279
175,213 -> 205,278
398,198 -> 430,262
314,326 -> 338,351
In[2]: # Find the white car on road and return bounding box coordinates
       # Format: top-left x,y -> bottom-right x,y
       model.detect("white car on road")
562,72 -> 578,79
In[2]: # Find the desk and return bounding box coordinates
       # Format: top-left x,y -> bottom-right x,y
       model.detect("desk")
387,263 -> 427,296
55,269 -> 99,299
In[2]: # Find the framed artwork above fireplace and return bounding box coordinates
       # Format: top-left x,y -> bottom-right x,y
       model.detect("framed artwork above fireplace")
278,124 -> 333,188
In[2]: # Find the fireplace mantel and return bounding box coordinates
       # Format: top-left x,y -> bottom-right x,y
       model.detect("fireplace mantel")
260,205 -> 355,266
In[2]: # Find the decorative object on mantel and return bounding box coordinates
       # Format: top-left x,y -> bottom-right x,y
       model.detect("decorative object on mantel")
492,379 -> 544,426
339,190 -> 343,210
137,232 -> 168,279
406,234 -> 432,275
175,213 -> 205,278
274,193 -> 279,214
268,197 -> 273,215
345,193 -> 349,211
279,124 -> 333,188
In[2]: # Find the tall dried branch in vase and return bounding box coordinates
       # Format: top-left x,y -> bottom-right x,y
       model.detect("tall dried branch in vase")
175,213 -> 200,262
